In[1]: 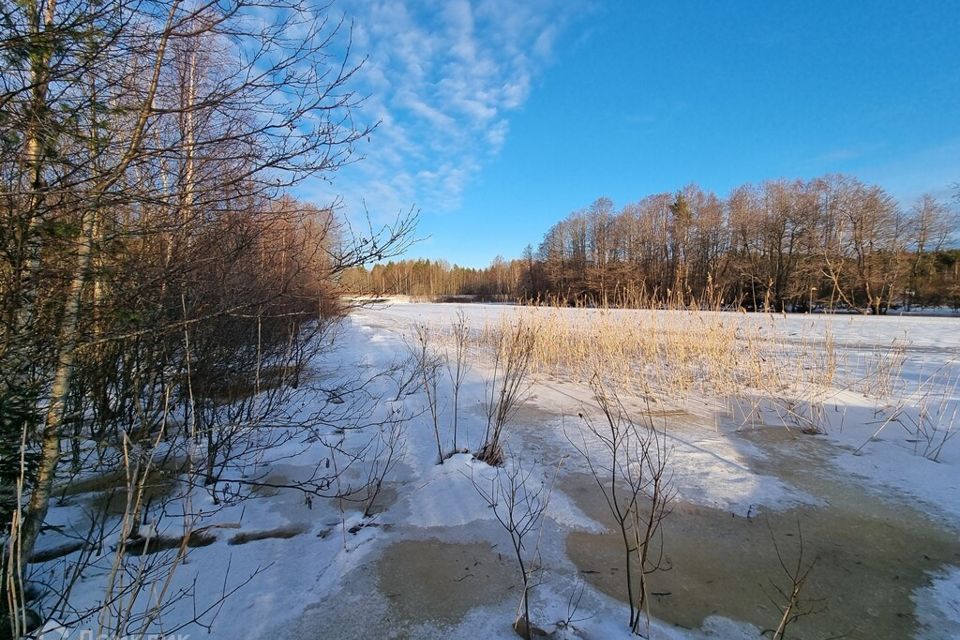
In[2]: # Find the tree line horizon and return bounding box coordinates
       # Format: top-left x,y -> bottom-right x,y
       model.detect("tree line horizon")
342,175 -> 960,313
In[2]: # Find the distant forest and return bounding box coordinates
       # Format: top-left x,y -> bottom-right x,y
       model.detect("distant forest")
342,175 -> 960,312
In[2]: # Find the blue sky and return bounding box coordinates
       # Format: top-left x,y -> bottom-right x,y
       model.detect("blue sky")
304,0 -> 960,268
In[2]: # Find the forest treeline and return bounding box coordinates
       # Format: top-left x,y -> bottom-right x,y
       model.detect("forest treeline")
342,176 -> 959,312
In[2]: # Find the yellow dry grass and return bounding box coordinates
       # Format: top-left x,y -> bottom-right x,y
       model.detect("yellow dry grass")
426,300 -> 934,436
468,305 -> 833,399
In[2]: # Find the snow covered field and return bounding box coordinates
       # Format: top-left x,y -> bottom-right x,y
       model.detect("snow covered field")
32,302 -> 960,639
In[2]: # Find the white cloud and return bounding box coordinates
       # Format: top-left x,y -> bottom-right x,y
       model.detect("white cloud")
300,0 -> 582,221
486,119 -> 509,153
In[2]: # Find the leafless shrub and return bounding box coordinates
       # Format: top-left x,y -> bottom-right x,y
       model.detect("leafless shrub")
1,0 -> 420,631
477,320 -> 537,466
569,376 -> 674,636
471,457 -> 556,640
446,310 -> 472,455
409,324 -> 445,464
361,418 -> 406,518
762,518 -> 824,640
390,355 -> 424,402
554,575 -> 590,636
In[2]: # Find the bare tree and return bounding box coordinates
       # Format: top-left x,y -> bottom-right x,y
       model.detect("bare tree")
344,176 -> 959,312
907,194 -> 954,307
1,0 -> 417,635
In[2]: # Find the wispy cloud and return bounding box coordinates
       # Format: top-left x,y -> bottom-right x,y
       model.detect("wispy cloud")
813,145 -> 878,165
301,0 -> 581,221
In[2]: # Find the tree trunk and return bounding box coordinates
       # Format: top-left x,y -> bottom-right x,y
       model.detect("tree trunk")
19,209 -> 97,560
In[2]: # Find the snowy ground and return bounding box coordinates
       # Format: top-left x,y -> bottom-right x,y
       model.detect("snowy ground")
31,302 -> 960,640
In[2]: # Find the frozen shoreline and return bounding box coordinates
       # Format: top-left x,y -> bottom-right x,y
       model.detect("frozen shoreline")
35,302 -> 960,639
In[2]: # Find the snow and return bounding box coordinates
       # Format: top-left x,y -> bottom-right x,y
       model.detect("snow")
658,425 -> 821,516
832,433 -> 960,524
397,453 -> 498,528
28,302 -> 960,639
913,566 -> 960,639
545,489 -> 605,533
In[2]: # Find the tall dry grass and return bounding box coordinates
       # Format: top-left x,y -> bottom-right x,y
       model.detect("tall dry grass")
473,305 -> 833,399
439,300 -> 847,434
431,300 -> 954,444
